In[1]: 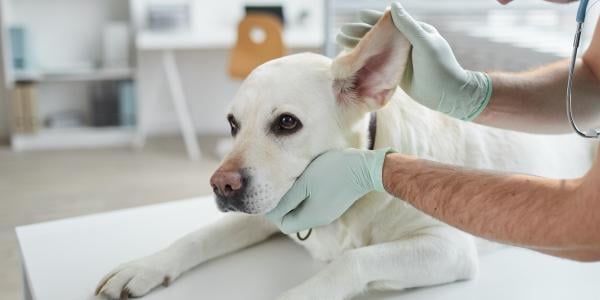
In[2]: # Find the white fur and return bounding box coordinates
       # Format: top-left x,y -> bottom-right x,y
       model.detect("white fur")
96,16 -> 596,300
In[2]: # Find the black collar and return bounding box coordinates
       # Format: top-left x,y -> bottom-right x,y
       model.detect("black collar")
368,112 -> 377,150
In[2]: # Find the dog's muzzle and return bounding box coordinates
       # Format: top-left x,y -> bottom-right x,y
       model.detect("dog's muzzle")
210,169 -> 250,212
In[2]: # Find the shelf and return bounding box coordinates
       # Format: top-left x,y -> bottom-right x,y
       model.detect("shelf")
14,68 -> 134,83
11,127 -> 136,151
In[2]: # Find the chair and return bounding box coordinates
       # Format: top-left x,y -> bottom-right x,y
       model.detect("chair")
228,13 -> 287,79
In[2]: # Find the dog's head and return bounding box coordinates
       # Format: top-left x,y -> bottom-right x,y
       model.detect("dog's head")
210,11 -> 410,214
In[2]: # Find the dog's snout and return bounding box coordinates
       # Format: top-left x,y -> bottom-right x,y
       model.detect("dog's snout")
210,170 -> 244,199
210,158 -> 251,213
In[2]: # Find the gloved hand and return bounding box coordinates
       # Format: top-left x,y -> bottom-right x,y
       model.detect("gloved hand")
266,148 -> 394,234
337,2 -> 492,121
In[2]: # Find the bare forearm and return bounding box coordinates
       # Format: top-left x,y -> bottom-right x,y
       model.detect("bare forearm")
475,59 -> 600,134
381,153 -> 600,254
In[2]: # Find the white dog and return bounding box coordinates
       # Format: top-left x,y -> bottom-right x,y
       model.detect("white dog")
96,11 -> 595,300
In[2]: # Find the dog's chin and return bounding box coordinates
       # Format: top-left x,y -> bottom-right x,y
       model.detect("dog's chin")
215,196 -> 240,213
214,195 -> 278,215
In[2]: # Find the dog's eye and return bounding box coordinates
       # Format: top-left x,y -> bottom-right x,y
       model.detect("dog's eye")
280,115 -> 298,130
271,113 -> 302,135
228,115 -> 239,137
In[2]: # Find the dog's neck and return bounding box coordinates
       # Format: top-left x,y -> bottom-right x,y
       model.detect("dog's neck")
340,112 -> 377,151
373,90 -> 457,157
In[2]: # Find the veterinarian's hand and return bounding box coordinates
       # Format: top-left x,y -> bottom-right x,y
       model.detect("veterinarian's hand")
337,2 -> 492,121
266,148 -> 394,234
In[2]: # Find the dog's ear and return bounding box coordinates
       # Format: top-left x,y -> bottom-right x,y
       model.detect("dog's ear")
331,10 -> 411,111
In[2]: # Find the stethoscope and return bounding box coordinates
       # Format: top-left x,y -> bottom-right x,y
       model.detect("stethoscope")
567,0 -> 599,138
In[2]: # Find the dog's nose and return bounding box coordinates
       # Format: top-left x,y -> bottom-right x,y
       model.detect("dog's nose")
210,170 -> 244,198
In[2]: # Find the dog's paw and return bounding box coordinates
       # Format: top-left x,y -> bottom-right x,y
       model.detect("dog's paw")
95,258 -> 173,299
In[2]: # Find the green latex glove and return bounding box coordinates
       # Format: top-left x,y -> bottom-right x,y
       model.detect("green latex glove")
337,2 -> 492,121
266,148 -> 394,234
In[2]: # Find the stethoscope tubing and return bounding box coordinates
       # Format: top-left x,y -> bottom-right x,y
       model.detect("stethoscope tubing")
566,0 -> 598,138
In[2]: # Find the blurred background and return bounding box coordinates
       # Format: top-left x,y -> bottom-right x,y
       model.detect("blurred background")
0,0 -> 598,299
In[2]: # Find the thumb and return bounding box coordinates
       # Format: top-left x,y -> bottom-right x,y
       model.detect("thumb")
390,2 -> 428,47
265,178 -> 309,222
359,9 -> 383,26
279,204 -> 313,234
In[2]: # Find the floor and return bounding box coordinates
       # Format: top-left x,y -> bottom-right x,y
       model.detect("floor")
0,136 -> 223,300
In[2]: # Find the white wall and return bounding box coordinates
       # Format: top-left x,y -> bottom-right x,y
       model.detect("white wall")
6,0 -> 129,71
137,50 -> 239,135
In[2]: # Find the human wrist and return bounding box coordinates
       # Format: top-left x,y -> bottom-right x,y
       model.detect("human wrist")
461,71 -> 492,121
381,152 -> 421,197
367,147 -> 397,193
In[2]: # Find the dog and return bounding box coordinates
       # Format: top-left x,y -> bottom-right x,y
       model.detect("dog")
96,11 -> 595,300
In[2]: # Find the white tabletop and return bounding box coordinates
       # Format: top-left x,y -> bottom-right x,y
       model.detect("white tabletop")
137,23 -> 323,50
16,196 -> 600,300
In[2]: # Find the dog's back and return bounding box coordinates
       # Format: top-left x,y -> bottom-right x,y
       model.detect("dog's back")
380,90 -> 596,179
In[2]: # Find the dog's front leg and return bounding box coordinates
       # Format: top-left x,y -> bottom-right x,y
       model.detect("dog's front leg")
96,213 -> 278,299
278,227 -> 478,300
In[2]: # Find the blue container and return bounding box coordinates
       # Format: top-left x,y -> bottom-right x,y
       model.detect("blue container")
118,81 -> 136,127
9,26 -> 29,70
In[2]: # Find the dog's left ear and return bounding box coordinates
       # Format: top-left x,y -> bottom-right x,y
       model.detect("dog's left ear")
331,10 -> 411,111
